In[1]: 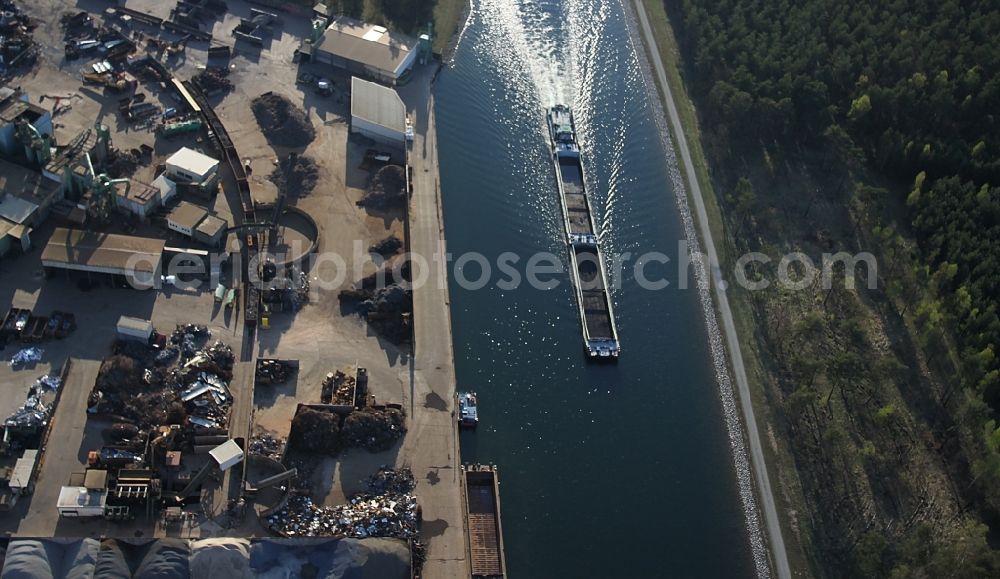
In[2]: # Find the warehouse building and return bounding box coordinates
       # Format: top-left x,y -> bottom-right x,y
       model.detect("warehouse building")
41,228 -> 166,287
351,76 -> 406,148
165,147 -> 219,184
310,17 -> 418,85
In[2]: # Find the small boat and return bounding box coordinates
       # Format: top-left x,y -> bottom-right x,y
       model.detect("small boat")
458,392 -> 479,428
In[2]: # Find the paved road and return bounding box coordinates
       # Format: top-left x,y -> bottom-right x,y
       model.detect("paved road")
631,2 -> 791,578
398,63 -> 469,579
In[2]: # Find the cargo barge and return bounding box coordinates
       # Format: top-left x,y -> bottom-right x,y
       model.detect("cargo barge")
547,105 -> 620,359
462,464 -> 507,579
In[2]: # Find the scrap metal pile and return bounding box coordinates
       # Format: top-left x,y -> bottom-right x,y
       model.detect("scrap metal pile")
339,279 -> 412,345
192,67 -> 232,95
250,431 -> 285,460
170,341 -> 235,430
155,324 -> 210,365
261,269 -> 309,313
8,347 -> 42,368
255,359 -> 294,385
0,1 -> 36,75
89,330 -> 234,430
321,371 -> 355,405
289,406 -> 405,455
268,155 -> 318,199
266,468 -> 418,539
251,92 -> 315,147
5,376 -> 57,432
358,165 -> 406,209
369,235 -> 402,258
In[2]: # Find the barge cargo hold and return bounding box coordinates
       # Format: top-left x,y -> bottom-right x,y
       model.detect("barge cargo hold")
463,464 -> 507,579
547,105 -> 620,359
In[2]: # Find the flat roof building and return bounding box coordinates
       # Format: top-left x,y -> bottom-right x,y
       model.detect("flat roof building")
167,201 -> 228,247
41,228 -> 165,286
165,147 -> 219,184
310,17 -> 419,85
194,213 -> 227,248
351,76 -> 406,148
167,201 -> 208,236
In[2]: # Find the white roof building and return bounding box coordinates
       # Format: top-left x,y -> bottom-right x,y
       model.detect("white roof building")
57,486 -> 107,517
165,147 -> 219,184
210,439 -> 244,471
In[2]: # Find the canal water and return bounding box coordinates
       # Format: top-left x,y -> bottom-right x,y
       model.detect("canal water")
435,0 -> 755,576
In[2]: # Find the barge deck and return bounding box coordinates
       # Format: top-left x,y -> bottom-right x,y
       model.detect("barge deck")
463,464 -> 507,579
547,105 -> 620,359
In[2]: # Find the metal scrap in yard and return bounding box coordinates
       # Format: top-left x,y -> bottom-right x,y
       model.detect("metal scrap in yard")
5,394 -> 50,431
266,468 -> 419,539
9,347 -> 42,368
251,92 -> 315,147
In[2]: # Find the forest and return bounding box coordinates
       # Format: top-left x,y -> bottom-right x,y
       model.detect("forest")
318,0 -> 436,36
663,0 -> 1000,576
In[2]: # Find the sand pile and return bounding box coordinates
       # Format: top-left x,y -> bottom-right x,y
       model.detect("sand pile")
251,92 -> 315,148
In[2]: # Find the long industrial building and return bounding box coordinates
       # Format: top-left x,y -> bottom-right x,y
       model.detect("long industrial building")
41,228 -> 166,287
308,17 -> 419,85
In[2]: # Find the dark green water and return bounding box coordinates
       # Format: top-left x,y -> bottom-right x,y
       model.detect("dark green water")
436,1 -> 755,576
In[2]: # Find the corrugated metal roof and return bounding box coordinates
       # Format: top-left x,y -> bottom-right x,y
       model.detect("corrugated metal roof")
317,16 -> 416,75
351,77 -> 406,133
41,228 -> 165,274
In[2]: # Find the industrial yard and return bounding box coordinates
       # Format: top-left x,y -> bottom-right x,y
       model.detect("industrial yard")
0,0 -> 475,576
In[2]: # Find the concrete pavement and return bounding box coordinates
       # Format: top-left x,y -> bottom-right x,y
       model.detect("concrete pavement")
398,63 -> 469,579
17,359 -> 100,537
630,1 -> 790,577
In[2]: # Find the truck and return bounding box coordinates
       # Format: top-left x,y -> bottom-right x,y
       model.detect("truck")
116,316 -> 154,342
214,283 -> 227,303
223,288 -> 238,310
